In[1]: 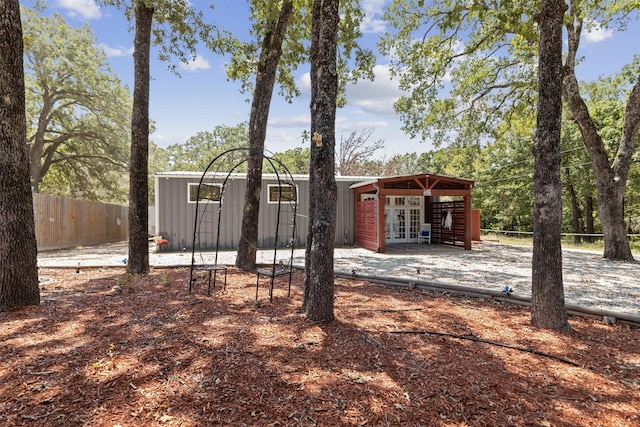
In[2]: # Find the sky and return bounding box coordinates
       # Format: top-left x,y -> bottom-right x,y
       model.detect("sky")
25,0 -> 640,159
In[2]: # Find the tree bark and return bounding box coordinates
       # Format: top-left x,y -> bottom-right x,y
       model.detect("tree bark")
303,0 -> 339,322
0,0 -> 40,311
531,0 -> 571,331
127,2 -> 153,274
236,1 -> 294,271
585,194 -> 594,243
565,168 -> 583,244
564,70 -> 636,261
563,13 -> 639,261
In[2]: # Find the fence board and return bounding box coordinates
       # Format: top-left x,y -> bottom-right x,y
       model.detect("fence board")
33,194 -> 129,251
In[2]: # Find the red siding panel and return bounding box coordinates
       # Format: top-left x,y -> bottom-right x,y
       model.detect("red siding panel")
355,199 -> 378,251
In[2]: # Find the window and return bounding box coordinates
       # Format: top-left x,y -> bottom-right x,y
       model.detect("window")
407,196 -> 421,206
188,183 -> 222,203
268,184 -> 297,203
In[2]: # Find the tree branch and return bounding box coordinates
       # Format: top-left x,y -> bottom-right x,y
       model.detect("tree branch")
372,329 -> 586,368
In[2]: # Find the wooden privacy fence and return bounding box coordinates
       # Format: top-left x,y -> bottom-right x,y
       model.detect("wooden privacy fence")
33,193 -> 129,251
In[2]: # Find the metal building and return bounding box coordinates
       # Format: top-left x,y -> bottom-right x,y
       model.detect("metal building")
154,172 -> 475,253
154,172 -> 364,251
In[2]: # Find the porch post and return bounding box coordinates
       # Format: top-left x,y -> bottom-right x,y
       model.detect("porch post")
464,194 -> 472,250
378,191 -> 386,253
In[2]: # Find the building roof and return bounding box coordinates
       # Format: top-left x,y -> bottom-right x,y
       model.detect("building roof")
154,171 -> 375,183
350,173 -> 475,190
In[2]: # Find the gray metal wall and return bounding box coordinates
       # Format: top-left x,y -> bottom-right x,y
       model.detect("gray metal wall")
155,173 -> 358,251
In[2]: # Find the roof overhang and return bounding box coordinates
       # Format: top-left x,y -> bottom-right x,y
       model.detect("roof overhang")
350,173 -> 474,197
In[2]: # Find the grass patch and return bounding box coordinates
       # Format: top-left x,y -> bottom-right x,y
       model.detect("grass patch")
482,232 -> 640,254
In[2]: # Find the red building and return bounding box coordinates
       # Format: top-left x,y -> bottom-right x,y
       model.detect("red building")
351,173 -> 475,253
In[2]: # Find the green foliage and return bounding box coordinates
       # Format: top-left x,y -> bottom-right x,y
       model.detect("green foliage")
380,0 -> 640,248
161,272 -> 172,287
22,5 -> 132,203
271,147 -> 311,174
100,0 -> 234,74
380,0 -> 539,145
147,141 -> 171,204
627,151 -> 640,233
150,123 -> 250,174
225,0 -> 375,106
473,137 -> 535,231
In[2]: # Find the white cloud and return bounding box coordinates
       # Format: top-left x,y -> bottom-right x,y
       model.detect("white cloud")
56,0 -> 101,20
336,118 -> 389,133
297,73 -> 312,97
345,64 -> 404,116
292,64 -> 403,117
360,0 -> 387,34
180,55 -> 211,71
585,20 -> 614,43
99,43 -> 133,58
150,133 -> 189,149
269,115 -> 310,128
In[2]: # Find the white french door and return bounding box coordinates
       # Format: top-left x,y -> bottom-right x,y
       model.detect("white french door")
385,197 -> 422,243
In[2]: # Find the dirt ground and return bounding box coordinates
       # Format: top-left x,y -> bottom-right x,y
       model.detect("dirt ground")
1,267 -> 639,426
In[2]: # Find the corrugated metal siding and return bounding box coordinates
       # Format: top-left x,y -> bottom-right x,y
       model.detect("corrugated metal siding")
33,193 -> 128,251
156,174 -> 358,251
335,180 -> 355,247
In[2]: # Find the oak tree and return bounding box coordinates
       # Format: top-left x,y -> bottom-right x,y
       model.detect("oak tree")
0,0 -> 40,311
562,5 -> 640,260
230,0 -> 375,270
235,0 -> 296,271
101,0 -> 226,274
22,6 -> 131,202
380,0 -> 640,261
303,0 -> 340,322
531,0 -> 571,331
128,0 -> 153,274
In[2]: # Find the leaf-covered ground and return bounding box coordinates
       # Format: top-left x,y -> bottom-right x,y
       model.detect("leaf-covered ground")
1,267 -> 639,426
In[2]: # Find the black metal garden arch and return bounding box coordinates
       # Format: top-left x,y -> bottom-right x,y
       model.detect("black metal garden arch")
189,148 -> 298,302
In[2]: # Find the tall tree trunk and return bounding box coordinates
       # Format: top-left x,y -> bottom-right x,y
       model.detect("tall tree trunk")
531,0 -> 571,331
236,1 -> 294,271
0,0 -> 40,311
565,168 -> 583,244
127,2 -> 153,275
596,178 -> 631,258
563,13 -> 639,261
303,0 -> 339,322
585,194 -> 594,243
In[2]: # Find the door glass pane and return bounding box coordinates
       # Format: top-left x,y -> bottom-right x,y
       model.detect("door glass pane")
385,208 -> 391,240
409,208 -> 421,239
394,208 -> 406,240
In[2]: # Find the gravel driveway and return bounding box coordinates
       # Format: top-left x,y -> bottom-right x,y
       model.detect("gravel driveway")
38,240 -> 640,317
